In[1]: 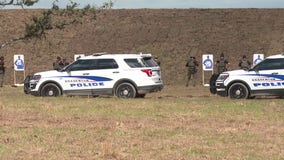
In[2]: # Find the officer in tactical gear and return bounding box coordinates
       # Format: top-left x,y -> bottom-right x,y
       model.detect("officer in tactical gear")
216,53 -> 229,74
154,56 -> 161,66
53,56 -> 62,70
239,55 -> 251,70
186,56 -> 198,87
60,58 -> 69,68
0,56 -> 5,87
210,53 -> 229,94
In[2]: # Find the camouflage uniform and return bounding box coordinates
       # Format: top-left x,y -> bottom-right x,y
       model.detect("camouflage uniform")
186,57 -> 198,87
0,57 -> 5,87
216,54 -> 229,74
61,58 -> 69,68
154,57 -> 161,66
239,55 -> 251,70
53,56 -> 62,70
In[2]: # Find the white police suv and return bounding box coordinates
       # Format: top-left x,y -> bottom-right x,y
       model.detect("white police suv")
216,53 -> 284,99
25,53 -> 163,98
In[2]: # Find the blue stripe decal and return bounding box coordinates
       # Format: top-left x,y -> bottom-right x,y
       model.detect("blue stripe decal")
241,74 -> 284,80
51,76 -> 112,81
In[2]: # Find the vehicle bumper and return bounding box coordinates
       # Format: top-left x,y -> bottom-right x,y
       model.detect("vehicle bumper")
137,84 -> 163,94
24,75 -> 40,95
24,83 -> 31,94
30,91 -> 40,96
216,82 -> 227,97
24,75 -> 32,94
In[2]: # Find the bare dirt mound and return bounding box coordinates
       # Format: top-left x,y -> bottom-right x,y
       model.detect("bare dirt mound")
1,9 -> 284,85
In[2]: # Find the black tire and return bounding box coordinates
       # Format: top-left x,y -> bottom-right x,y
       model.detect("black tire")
24,75 -> 32,94
228,83 -> 249,99
209,73 -> 219,94
40,83 -> 62,97
115,82 -> 137,98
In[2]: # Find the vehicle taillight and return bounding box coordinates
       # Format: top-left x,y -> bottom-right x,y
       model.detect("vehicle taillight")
141,69 -> 152,77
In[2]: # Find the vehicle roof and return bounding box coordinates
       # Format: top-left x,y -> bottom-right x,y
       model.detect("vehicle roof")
266,53 -> 284,59
80,53 -> 153,60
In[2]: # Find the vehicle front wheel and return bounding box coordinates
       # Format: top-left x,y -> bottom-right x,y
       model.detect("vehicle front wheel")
115,82 -> 136,98
40,83 -> 62,97
228,83 -> 249,99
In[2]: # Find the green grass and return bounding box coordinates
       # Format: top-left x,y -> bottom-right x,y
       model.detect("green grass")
0,86 -> 284,160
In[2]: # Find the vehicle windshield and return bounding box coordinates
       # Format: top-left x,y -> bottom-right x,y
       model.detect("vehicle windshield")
59,60 -> 75,72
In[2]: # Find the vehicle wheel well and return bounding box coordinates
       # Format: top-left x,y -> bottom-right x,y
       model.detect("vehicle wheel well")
113,79 -> 137,95
227,80 -> 251,95
39,81 -> 63,96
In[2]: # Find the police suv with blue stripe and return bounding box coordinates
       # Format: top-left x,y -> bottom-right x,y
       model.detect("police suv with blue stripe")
25,53 -> 163,98
216,53 -> 284,99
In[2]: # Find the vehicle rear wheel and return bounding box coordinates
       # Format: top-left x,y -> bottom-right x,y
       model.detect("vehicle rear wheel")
115,82 -> 136,98
228,83 -> 249,99
40,83 -> 61,97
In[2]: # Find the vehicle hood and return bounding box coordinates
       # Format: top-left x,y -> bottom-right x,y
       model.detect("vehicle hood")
34,70 -> 64,77
224,69 -> 251,75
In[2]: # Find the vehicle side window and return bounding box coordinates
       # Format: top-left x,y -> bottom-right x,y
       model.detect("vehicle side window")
124,59 -> 144,68
67,59 -> 97,71
68,59 -> 118,71
254,59 -> 284,70
97,59 -> 118,69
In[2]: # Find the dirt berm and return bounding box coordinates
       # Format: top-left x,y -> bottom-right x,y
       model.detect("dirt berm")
1,9 -> 284,85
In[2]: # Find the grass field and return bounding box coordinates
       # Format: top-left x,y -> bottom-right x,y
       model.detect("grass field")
0,85 -> 284,160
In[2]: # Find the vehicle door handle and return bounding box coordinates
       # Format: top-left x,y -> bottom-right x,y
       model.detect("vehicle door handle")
272,72 -> 278,75
83,73 -> 89,75
113,71 -> 119,74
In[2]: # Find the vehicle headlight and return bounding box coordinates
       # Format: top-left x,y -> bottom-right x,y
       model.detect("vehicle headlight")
217,73 -> 229,82
32,75 -> 41,81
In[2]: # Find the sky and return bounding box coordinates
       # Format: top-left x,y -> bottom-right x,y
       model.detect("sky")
3,0 -> 284,9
